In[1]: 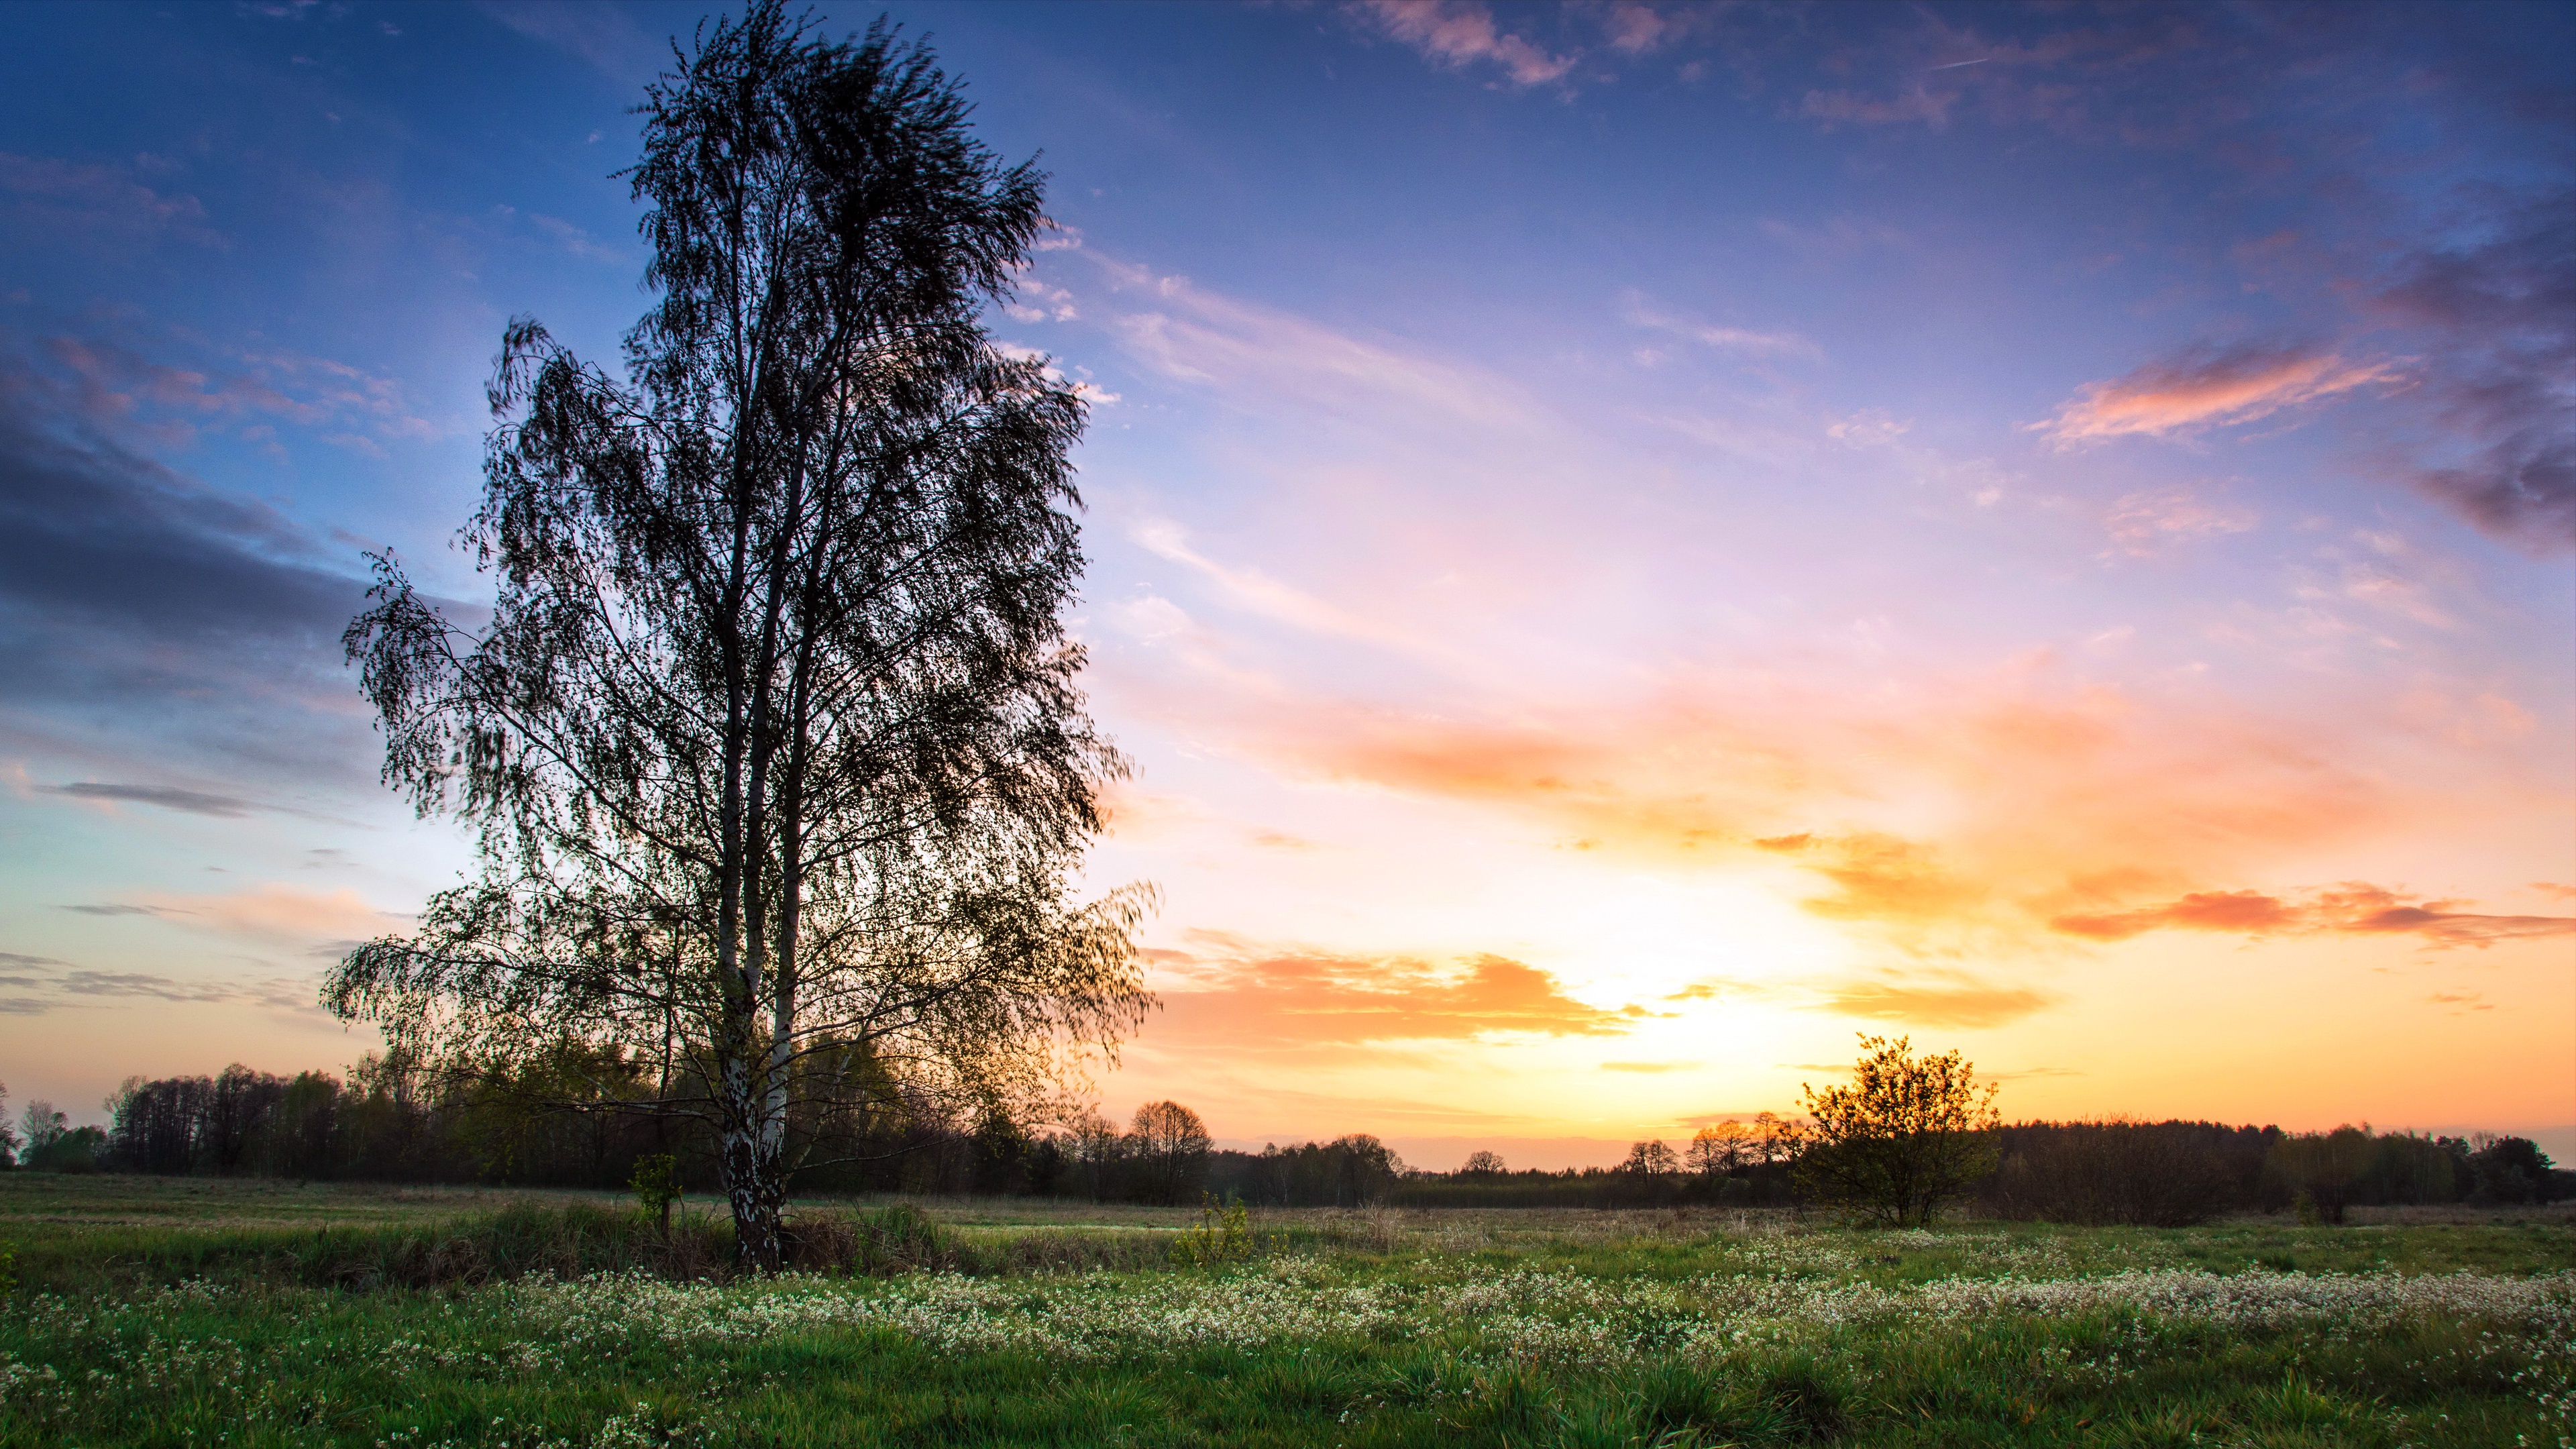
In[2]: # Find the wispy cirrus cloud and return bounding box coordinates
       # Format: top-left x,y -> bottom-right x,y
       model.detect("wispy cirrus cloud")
2051,884 -> 2576,949
0,955 -> 325,1016
1349,1 -> 1576,87
1147,932 -> 1640,1051
1095,258 -> 1531,431
2102,487 -> 2258,555
1658,967 -> 2057,1028
0,151 -> 222,248
133,883 -> 407,946
1199,657 -> 2459,963
42,781 -> 257,817
1817,976 -> 2059,1028
45,884 -> 404,949
36,334 -> 441,453
2039,345 -> 2404,445
1131,519 -> 1435,657
1623,294 -> 1820,362
1788,7 -> 2245,141
474,0 -> 665,84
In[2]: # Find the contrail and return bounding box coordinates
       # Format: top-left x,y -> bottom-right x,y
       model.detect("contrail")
1926,58 -> 1988,71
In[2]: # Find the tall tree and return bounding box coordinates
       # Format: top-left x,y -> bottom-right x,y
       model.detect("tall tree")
1127,1100 -> 1212,1205
331,3 -> 1152,1269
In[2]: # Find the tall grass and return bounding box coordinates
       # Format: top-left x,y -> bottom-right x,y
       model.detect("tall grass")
0,1186 -> 2568,1446
2,1199 -> 1206,1295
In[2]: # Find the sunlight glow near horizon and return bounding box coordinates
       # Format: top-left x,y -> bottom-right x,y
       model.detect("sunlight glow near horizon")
0,1 -> 2569,1171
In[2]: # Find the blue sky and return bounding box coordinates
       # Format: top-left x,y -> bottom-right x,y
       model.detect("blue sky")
2,1 -> 2569,1165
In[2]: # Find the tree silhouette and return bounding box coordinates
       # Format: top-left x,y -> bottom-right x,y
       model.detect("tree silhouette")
1794,1034 -> 2000,1227
331,2 -> 1150,1270
1128,1101 -> 1212,1204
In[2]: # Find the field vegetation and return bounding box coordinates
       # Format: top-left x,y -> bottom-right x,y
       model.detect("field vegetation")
1,1175 -> 2569,1447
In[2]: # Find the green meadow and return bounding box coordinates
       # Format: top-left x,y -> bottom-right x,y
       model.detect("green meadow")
0,1175 -> 2569,1448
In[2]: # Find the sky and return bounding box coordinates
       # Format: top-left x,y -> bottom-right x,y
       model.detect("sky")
0,0 -> 2569,1171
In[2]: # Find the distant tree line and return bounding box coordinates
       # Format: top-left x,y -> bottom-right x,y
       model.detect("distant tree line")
1978,1119 -> 2570,1225
2,1069 -> 2562,1224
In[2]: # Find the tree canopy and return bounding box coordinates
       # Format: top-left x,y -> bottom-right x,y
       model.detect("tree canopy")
1794,1034 -> 2001,1227
330,2 -> 1149,1270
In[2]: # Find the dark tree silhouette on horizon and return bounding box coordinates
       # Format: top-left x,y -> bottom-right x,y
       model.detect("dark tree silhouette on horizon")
1794,1034 -> 2000,1228
1128,1100 -> 1213,1205
331,2 -> 1151,1271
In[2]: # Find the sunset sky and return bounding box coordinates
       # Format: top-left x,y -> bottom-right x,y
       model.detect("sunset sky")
1,0 -> 2569,1169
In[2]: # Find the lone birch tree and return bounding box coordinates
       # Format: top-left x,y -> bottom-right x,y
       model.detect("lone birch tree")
329,3 -> 1151,1270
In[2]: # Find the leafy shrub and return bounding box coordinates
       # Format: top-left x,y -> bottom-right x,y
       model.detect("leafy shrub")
1169,1193 -> 1253,1267
630,1153 -> 682,1232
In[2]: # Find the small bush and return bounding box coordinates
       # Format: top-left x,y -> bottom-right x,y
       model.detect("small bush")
630,1154 -> 682,1232
1169,1193 -> 1253,1267
847,1203 -> 961,1274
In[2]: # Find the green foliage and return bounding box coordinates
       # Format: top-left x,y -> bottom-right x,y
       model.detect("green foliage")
1986,1118 -> 2255,1226
1794,1034 -> 2001,1226
631,1152 -> 682,1232
844,1203 -> 963,1275
1167,1193 -> 1253,1267
0,1206 -> 2568,1446
0,1238 -> 14,1299
2270,1126 -> 2378,1224
12,1097 -> 105,1174
329,0 -> 1150,1273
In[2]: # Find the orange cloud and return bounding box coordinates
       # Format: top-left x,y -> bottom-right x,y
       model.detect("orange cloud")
1247,667 -> 2398,956
2052,883 -> 2575,948
1780,834 -> 1989,926
1816,978 -> 2060,1028
2040,345 -> 2402,443
1148,938 -> 1632,1051
131,883 -> 408,947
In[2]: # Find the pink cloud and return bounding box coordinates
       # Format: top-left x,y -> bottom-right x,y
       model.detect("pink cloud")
1095,258 -> 1531,431
2051,883 -> 2575,949
1189,655 -> 2445,959
2040,345 -> 2404,443
1624,294 -> 1821,360
32,335 -> 441,450
0,152 -> 222,247
2102,488 -> 2257,555
1600,2 -> 1705,55
137,883 -> 409,947
1352,1 -> 1576,87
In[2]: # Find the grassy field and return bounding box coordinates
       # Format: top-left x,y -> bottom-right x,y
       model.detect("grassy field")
0,1176 -> 2569,1447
